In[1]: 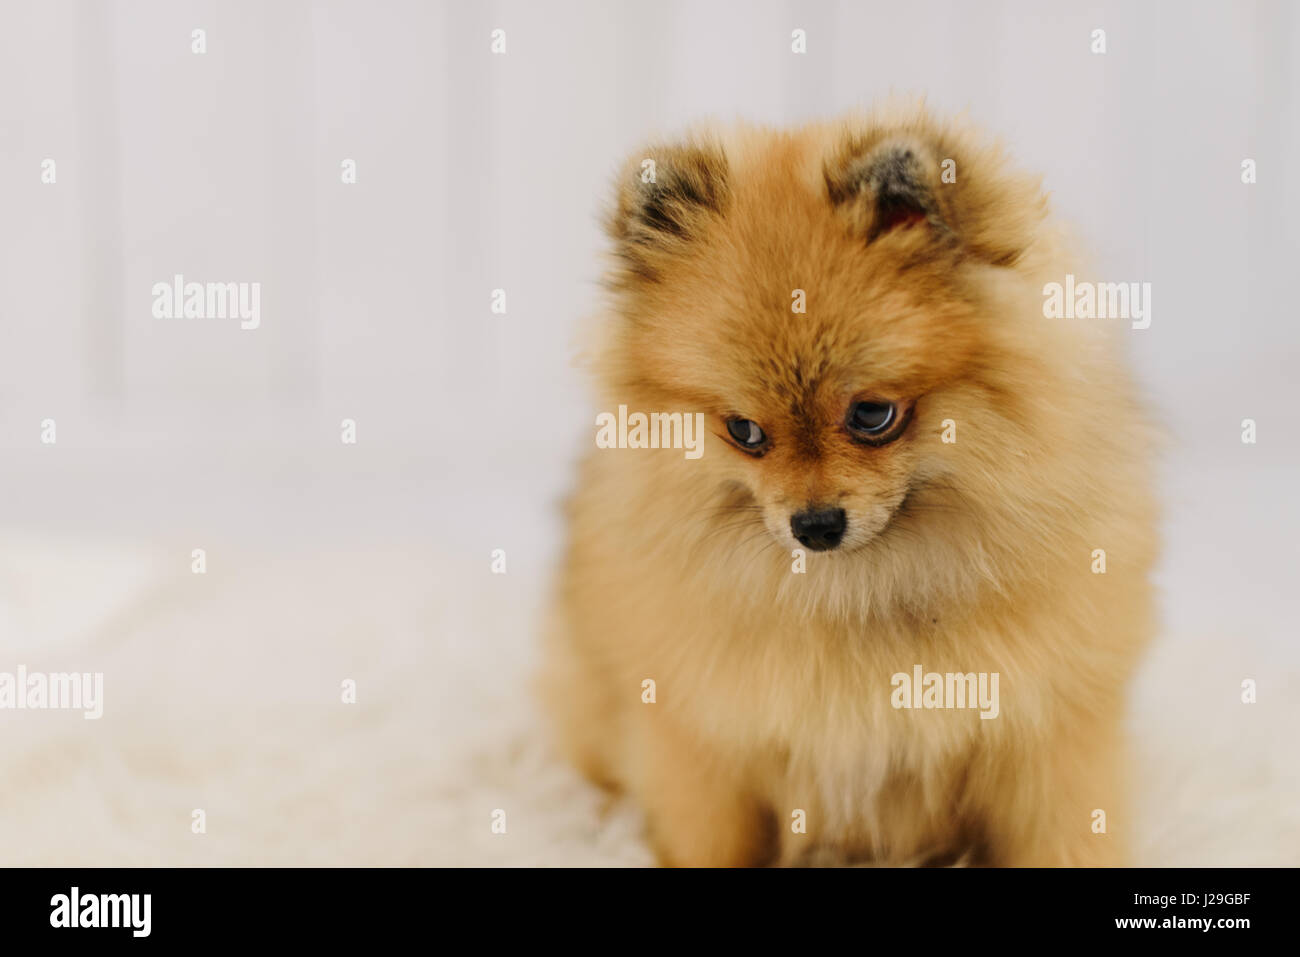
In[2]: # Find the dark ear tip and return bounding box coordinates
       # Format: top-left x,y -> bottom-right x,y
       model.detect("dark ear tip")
827,138 -> 943,244
608,142 -> 730,275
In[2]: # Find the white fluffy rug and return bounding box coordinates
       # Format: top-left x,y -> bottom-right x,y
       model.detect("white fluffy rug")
1,537 -> 1295,866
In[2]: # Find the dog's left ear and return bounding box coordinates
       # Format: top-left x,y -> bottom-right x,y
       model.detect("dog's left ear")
825,139 -> 947,244
824,131 -> 1043,266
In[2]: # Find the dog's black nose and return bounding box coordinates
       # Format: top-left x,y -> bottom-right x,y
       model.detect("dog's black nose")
790,507 -> 847,551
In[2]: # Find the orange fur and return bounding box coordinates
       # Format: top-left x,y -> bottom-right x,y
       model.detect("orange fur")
541,102 -> 1158,866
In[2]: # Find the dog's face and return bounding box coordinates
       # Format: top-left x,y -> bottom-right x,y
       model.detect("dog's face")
602,119 -> 1045,557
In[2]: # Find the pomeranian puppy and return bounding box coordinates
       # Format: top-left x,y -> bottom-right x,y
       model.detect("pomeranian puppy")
542,102 -> 1157,866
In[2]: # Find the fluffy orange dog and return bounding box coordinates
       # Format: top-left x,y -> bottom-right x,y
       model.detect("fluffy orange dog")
542,103 -> 1157,866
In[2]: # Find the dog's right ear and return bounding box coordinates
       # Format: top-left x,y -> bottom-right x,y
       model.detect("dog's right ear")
606,142 -> 730,286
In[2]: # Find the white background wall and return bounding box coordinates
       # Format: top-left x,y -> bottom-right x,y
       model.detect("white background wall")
1,0 -> 1297,651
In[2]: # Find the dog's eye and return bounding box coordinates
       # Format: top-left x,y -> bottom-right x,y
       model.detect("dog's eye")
725,418 -> 766,449
847,401 -> 897,437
